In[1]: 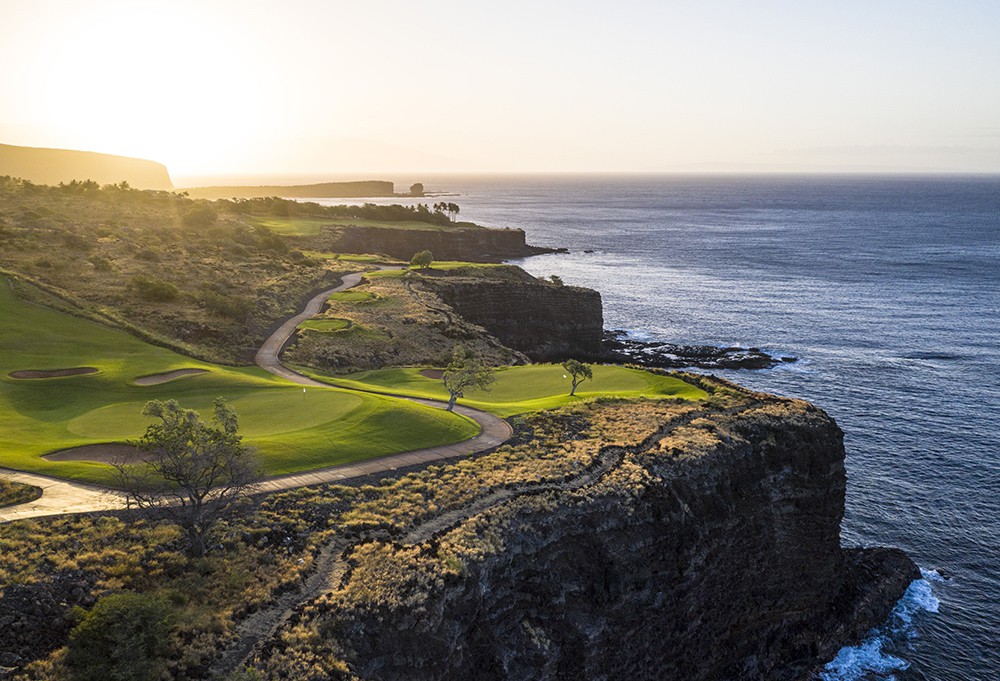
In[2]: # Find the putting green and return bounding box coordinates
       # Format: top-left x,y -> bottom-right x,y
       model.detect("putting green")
0,279 -> 478,484
300,364 -> 708,417
298,318 -> 351,332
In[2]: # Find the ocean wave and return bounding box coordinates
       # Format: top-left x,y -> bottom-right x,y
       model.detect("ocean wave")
817,569 -> 942,681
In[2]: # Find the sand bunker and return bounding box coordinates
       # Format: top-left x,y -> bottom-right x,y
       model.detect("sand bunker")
44,443 -> 148,465
9,367 -> 98,379
133,368 -> 208,385
420,369 -> 444,380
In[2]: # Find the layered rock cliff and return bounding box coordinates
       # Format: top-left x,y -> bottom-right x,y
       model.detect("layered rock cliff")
429,278 -> 604,361
253,384 -> 917,680
329,225 -> 561,262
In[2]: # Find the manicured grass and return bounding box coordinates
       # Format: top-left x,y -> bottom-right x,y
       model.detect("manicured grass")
249,216 -> 473,236
327,290 -> 377,303
301,251 -> 405,265
0,279 -> 478,484
410,261 -> 505,271
298,364 -> 708,417
298,318 -> 351,332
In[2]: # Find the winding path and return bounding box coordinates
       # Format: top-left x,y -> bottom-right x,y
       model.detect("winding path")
0,270 -> 511,523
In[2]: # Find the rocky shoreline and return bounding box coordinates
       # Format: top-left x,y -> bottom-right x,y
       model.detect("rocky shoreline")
602,329 -> 798,370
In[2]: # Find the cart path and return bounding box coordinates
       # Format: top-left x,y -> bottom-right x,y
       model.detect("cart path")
1,270 -> 511,524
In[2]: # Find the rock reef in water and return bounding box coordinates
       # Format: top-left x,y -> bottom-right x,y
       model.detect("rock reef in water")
253,382 -> 917,680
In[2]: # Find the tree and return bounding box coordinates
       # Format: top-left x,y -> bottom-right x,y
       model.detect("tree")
410,249 -> 434,269
114,398 -> 262,557
67,592 -> 173,681
562,359 -> 593,396
550,275 -> 564,286
442,346 -> 495,411
446,202 -> 460,222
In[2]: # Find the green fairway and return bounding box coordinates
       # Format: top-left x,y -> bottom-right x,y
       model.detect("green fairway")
298,318 -> 351,332
249,216 -> 473,236
299,364 -> 708,417
327,290 -> 377,303
0,279 -> 478,484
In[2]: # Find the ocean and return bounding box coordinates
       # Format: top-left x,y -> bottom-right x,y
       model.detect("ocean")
327,175 -> 1000,680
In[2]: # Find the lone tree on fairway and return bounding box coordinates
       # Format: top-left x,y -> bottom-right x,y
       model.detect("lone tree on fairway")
562,359 -> 593,396
114,398 -> 262,557
410,249 -> 434,270
443,346 -> 495,411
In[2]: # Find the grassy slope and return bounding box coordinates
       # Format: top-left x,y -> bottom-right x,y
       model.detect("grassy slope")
249,216 -> 479,236
298,364 -> 708,417
0,280 -> 478,484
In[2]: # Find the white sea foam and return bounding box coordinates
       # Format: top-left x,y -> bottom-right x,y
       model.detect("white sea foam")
818,571 -> 941,681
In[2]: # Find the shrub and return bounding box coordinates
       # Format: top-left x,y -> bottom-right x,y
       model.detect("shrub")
410,250 -> 433,269
200,290 -> 254,321
182,203 -> 218,228
66,592 -> 173,681
131,276 -> 179,302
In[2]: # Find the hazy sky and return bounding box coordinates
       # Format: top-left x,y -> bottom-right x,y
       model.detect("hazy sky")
2,0 -> 999,179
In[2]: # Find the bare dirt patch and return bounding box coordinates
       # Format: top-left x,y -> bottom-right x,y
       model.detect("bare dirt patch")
44,443 -> 148,465
9,367 -> 98,379
420,369 -> 444,380
133,368 -> 208,385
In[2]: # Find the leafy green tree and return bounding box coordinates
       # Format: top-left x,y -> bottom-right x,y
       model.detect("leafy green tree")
114,398 -> 261,557
443,346 -> 495,411
410,249 -> 434,270
67,592 -> 173,681
562,359 -> 593,396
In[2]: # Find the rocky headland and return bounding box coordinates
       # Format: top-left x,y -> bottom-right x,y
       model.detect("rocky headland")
246,380 -> 917,680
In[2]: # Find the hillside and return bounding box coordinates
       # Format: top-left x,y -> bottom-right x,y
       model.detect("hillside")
0,143 -> 172,189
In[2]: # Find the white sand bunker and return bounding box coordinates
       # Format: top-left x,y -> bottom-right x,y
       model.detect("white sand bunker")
133,368 -> 208,386
9,367 -> 98,379
44,443 -> 149,465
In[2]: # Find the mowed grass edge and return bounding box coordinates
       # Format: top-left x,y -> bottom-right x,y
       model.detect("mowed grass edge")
297,364 -> 708,417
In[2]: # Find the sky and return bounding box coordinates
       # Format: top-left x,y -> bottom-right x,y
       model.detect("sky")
2,0 -> 999,181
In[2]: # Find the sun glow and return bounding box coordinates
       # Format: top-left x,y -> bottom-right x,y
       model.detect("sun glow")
8,1 -> 270,175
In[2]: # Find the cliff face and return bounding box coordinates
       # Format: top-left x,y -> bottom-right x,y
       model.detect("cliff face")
429,279 -> 604,361
330,226 -> 559,262
291,393 -> 917,681
0,143 -> 172,189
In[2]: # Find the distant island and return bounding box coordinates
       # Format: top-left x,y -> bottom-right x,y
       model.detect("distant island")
0,143 -> 172,189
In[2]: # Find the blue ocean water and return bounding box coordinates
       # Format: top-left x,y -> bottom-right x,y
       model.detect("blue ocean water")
410,175 -> 999,680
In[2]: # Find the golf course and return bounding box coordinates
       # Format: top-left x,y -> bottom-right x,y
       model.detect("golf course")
0,278 -> 479,484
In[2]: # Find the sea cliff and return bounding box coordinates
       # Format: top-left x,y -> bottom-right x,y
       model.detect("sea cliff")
429,278 -> 604,361
253,383 -> 918,680
330,225 -> 562,262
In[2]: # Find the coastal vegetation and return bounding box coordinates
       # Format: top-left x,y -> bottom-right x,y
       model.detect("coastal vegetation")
0,477 -> 42,508
0,177 -> 477,364
0,390 -> 725,679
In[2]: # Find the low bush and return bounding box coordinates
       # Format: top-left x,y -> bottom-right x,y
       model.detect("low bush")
131,276 -> 179,303
66,592 -> 173,681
